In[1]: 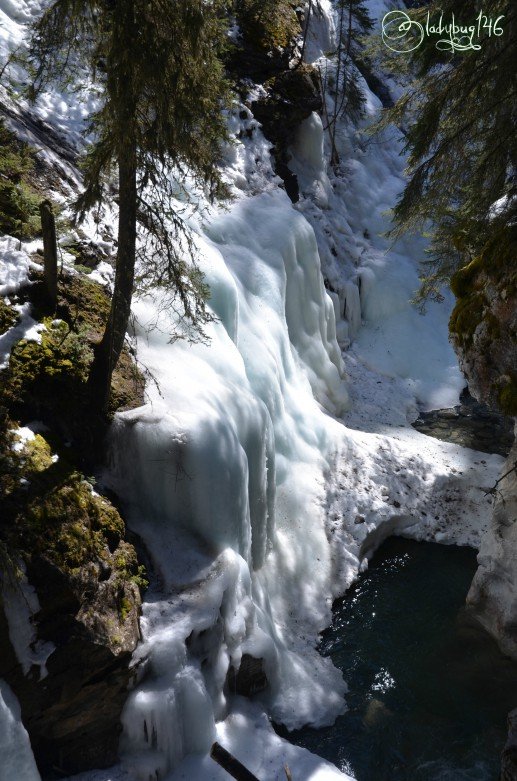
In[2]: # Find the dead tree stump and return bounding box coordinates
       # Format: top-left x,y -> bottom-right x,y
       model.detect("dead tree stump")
39,199 -> 58,311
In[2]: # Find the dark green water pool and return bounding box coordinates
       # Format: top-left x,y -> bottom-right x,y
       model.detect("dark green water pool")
279,537 -> 517,780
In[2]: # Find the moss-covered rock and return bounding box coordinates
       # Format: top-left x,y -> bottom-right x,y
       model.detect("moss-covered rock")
236,0 -> 300,55
0,428 -> 146,775
228,0 -> 302,83
0,298 -> 19,333
449,223 -> 517,416
251,64 -> 322,201
0,262 -> 146,775
0,270 -> 144,467
498,374 -> 517,417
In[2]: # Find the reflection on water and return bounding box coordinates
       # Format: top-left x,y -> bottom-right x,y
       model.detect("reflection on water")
278,538 -> 517,780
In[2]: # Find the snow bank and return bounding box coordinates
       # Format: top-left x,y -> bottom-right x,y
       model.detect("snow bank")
168,699 -> 353,781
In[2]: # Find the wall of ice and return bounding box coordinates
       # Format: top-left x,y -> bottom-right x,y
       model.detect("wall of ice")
105,189 -> 351,778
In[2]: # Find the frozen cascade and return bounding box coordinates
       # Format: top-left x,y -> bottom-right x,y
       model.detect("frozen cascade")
105,190 -> 351,778
289,0 -> 466,412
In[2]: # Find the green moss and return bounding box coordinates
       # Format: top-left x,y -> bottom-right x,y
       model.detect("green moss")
0,409 -> 18,501
498,375 -> 517,416
73,263 -> 93,275
236,0 -> 300,53
0,299 -> 19,334
23,433 -> 54,472
450,256 -> 484,298
1,322 -> 93,416
479,223 -> 517,279
0,540 -> 23,585
451,223 -> 517,301
0,269 -> 146,608
112,541 -> 147,589
119,596 -> 131,622
0,120 -> 42,240
449,292 -> 485,347
91,496 -> 124,550
0,272 -> 144,457
0,425 -> 147,604
14,461 -> 136,578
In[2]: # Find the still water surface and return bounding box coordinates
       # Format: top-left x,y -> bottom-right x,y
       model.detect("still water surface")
280,538 -> 517,780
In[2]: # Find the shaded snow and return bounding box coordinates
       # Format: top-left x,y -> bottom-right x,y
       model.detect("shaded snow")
0,681 -> 41,781
0,239 -> 45,368
1,558 -> 56,680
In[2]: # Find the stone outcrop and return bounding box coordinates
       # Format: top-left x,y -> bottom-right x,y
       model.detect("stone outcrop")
449,226 -> 517,664
412,388 -> 514,457
251,65 -> 323,202
466,428 -> 517,660
0,266 -> 146,777
502,708 -> 517,781
228,0 -> 301,84
449,226 -> 517,418
0,492 -> 142,777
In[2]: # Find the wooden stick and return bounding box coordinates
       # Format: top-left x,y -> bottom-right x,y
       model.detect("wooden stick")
210,742 -> 260,781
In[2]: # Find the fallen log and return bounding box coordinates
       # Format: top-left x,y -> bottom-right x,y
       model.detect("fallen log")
210,742 -> 260,781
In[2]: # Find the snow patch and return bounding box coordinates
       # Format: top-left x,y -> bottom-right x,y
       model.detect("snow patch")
1,561 -> 55,680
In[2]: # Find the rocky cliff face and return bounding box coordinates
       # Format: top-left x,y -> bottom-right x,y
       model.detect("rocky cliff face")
466,428 -> 517,660
0,539 -> 142,776
501,708 -> 517,781
0,263 -> 146,776
449,224 -> 517,664
449,225 -> 517,419
0,428 -> 144,776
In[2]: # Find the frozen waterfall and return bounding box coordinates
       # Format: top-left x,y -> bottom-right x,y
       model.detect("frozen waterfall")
105,190 -> 352,779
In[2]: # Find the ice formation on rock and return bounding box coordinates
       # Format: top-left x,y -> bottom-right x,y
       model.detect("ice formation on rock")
0,682 -> 41,781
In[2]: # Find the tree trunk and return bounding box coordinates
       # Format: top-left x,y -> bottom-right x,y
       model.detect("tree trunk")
39,199 -> 58,311
88,0 -> 138,413
299,0 -> 313,65
89,140 -> 137,412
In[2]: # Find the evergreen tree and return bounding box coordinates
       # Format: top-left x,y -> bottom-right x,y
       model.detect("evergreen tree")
318,0 -> 373,166
27,0 -> 229,409
377,0 -> 516,301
